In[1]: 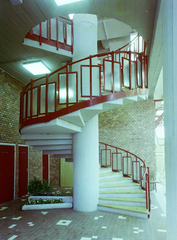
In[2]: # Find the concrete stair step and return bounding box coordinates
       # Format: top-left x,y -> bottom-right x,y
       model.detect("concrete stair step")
99,172 -> 123,178
99,183 -> 141,191
100,182 -> 140,188
99,177 -> 132,185
98,197 -> 146,207
99,167 -> 113,174
97,203 -> 148,218
99,189 -> 145,194
99,196 -> 146,203
99,189 -> 146,198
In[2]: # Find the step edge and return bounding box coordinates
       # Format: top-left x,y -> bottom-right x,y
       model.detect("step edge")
97,203 -> 148,214
98,197 -> 146,203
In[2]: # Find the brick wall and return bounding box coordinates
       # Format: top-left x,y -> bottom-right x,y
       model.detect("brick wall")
50,155 -> 60,187
0,69 -> 42,198
99,98 -> 156,174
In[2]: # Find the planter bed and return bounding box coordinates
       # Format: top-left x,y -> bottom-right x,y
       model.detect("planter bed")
22,196 -> 73,210
22,202 -> 72,211
28,195 -> 73,204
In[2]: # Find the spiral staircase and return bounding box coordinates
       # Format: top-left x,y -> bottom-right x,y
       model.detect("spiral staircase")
19,16 -> 150,218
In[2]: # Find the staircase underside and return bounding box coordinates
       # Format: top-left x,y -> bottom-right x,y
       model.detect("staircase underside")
21,90 -> 148,159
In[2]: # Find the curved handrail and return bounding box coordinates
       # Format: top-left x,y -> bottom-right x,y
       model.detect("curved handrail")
99,141 -> 147,178
99,142 -> 150,215
20,34 -> 148,130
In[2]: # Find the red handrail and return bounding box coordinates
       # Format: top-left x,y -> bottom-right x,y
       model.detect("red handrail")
20,34 -> 148,129
99,141 -> 151,215
99,141 -> 147,177
24,16 -> 73,53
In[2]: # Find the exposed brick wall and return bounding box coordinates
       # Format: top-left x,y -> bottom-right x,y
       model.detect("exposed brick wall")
28,146 -> 42,181
0,69 -> 42,198
99,98 -> 156,174
50,155 -> 60,187
0,70 -> 24,144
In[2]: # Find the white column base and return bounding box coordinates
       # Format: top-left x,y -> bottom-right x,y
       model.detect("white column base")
73,115 -> 99,212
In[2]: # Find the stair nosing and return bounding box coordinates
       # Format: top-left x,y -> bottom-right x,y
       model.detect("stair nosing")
99,183 -> 140,188
97,203 -> 148,214
99,189 -> 145,194
99,197 -> 146,203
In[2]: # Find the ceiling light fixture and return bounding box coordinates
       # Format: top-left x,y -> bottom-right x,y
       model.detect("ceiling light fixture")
10,0 -> 23,5
23,61 -> 51,75
55,0 -> 82,6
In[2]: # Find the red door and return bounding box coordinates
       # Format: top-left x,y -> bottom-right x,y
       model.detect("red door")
18,146 -> 28,197
0,144 -> 15,204
43,155 -> 48,180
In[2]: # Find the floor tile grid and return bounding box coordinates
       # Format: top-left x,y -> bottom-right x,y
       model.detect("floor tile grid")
0,191 -> 166,240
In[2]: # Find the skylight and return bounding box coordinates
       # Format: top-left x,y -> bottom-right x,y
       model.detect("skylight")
55,0 -> 82,6
23,61 -> 51,75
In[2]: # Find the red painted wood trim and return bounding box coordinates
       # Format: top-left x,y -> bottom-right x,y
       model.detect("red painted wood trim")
25,34 -> 72,52
30,80 -> 33,119
147,167 -> 151,212
112,51 -> 114,93
45,75 -> 48,115
19,88 -> 148,129
66,63 -> 69,106
56,18 -> 58,50
71,19 -> 73,54
90,56 -> 92,99
99,141 -> 147,176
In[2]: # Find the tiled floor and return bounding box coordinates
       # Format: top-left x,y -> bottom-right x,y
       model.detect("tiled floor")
0,189 -> 166,240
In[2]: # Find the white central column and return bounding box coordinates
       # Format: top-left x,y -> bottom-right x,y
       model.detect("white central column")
72,14 -> 98,100
162,0 -> 177,239
73,115 -> 99,212
72,13 -> 99,212
72,14 -> 97,61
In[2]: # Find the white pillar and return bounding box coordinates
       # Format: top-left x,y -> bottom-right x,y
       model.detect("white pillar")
73,14 -> 97,61
73,115 -> 99,212
162,1 -> 177,239
72,14 -> 98,100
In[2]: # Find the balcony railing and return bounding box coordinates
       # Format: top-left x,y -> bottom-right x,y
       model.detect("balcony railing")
20,34 -> 148,129
24,16 -> 73,53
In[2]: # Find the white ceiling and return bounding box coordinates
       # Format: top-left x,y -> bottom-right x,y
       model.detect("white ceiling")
0,0 -> 160,97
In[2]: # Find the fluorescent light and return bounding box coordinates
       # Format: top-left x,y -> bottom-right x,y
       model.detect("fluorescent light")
10,0 -> 23,5
69,14 -> 75,20
23,61 -> 50,75
55,0 -> 82,6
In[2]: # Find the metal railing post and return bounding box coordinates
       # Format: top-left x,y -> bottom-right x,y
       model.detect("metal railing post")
45,75 -> 48,116
129,51 -> 131,89
90,55 -> 92,99
111,51 -> 115,93
30,79 -> 33,119
66,63 -> 69,107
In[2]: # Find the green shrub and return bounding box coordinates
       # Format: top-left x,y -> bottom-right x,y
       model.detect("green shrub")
27,177 -> 43,195
41,179 -> 53,195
